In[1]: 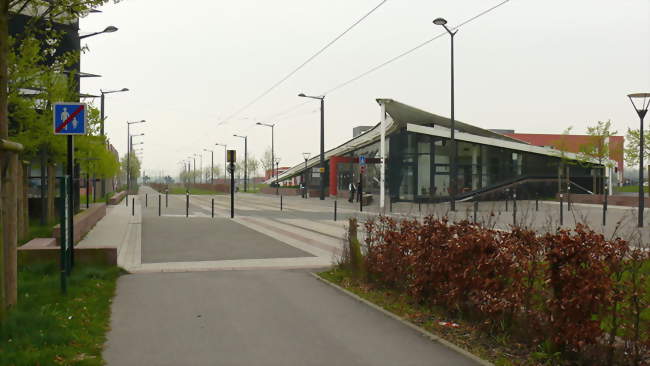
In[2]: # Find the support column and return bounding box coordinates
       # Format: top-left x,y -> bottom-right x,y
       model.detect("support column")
329,156 -> 339,197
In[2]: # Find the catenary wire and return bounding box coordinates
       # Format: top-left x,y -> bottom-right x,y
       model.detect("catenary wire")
217,0 -> 389,127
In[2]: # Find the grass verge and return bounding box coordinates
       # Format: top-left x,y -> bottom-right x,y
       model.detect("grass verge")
614,185 -> 648,193
0,263 -> 123,366
167,186 -> 223,195
319,268 -> 531,366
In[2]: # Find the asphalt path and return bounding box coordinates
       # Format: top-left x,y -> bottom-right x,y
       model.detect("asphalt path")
104,270 -> 479,366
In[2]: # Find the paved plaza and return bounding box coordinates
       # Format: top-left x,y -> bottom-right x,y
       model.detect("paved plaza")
90,186 -> 649,365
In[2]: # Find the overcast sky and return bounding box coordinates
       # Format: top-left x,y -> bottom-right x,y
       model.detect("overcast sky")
80,0 -> 649,178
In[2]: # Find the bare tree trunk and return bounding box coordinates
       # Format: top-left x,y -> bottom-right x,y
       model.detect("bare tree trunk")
47,163 -> 55,223
2,153 -> 18,309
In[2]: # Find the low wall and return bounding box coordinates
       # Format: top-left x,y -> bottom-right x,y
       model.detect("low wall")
52,203 -> 106,246
151,183 -> 230,194
259,186 -> 321,197
18,238 -> 117,266
556,193 -> 650,207
108,191 -> 126,205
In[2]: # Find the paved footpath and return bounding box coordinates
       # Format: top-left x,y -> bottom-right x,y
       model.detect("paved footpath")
91,187 -> 483,365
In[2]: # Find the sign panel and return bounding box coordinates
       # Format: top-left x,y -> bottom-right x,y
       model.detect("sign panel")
227,149 -> 236,163
319,167 -> 325,173
53,103 -> 87,135
359,155 -> 366,166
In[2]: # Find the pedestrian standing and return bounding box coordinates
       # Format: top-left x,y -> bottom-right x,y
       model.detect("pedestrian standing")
348,181 -> 356,203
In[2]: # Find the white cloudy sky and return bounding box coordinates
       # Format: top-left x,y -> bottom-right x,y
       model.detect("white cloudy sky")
80,0 -> 649,178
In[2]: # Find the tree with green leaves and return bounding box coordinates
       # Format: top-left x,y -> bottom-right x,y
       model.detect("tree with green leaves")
577,120 -> 619,194
624,128 -> 650,167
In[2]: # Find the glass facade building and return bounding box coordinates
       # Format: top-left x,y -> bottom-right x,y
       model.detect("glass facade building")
275,99 -> 604,202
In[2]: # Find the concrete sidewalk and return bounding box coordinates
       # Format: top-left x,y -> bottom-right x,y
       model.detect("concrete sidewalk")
76,194 -> 142,270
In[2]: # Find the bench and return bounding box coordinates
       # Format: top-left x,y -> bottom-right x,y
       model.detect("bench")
362,194 -> 373,206
108,191 -> 126,205
18,237 -> 117,266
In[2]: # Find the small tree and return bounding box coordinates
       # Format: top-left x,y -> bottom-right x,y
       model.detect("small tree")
624,128 -> 650,167
578,120 -> 619,194
260,147 -> 273,177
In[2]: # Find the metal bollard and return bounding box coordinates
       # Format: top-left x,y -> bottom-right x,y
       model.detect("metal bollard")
418,202 -> 421,212
567,186 -> 571,211
560,193 -> 564,226
165,190 -> 168,208
212,198 -> 214,218
505,196 -> 508,212
513,193 -> 517,226
536,193 -> 539,211
186,193 -> 189,218
280,195 -> 283,211
126,194 -> 128,207
132,198 -> 134,216
145,194 -> 148,208
389,198 -> 392,213
158,195 -> 161,216
334,200 -> 337,221
603,191 -> 608,227
473,200 -> 478,224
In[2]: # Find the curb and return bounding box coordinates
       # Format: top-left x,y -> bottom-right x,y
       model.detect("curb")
310,272 -> 494,366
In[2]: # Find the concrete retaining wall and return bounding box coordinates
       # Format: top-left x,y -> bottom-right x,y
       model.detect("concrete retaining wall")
556,193 -> 650,207
108,191 -> 126,205
52,203 -> 106,246
18,237 -> 117,266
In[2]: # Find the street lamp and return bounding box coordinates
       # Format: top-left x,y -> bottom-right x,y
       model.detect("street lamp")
192,154 -> 198,184
628,92 -> 650,227
215,143 -> 227,182
126,120 -> 146,194
256,122 -> 276,193
233,135 -> 248,192
98,87 -> 128,197
433,17 -> 458,211
302,152 -> 311,198
79,25 -> 118,40
298,93 -> 326,200
204,148 -> 214,184
275,158 -> 281,188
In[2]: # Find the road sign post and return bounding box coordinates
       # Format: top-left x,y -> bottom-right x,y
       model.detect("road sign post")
59,176 -> 69,294
54,102 -> 87,270
227,150 -> 236,219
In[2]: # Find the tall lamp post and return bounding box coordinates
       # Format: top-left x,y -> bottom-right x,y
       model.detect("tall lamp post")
204,148 -> 214,184
233,135 -> 248,192
275,158 -> 281,188
99,87 -> 128,197
628,93 -> 650,227
433,17 -> 458,211
126,120 -> 146,194
256,122 -> 276,193
298,93 -> 326,200
216,143 -> 227,182
192,154 -> 197,184
129,139 -> 143,190
303,152 -> 311,198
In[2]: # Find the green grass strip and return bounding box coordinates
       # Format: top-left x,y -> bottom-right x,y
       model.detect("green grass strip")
0,263 -> 123,366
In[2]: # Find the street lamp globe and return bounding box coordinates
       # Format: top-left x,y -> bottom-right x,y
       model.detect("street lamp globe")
103,26 -> 118,33
433,17 -> 447,25
298,93 -> 306,97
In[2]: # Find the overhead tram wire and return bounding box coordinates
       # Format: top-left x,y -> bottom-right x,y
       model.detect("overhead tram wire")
231,0 -> 514,131
217,0 -> 389,127
324,0 -> 512,95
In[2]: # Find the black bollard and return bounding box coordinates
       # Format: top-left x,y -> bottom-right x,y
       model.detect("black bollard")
280,195 -> 283,211
165,190 -> 168,208
505,196 -> 509,212
212,198 -> 214,218
603,189 -> 608,227
513,192 -> 517,227
132,198 -> 134,216
536,193 -> 539,211
186,193 -> 189,218
567,186 -> 571,211
389,198 -> 392,213
158,195 -> 161,216
126,193 -> 128,207
145,193 -> 148,208
560,193 -> 564,226
418,201 -> 421,212
473,200 -> 478,224
334,200 -> 337,221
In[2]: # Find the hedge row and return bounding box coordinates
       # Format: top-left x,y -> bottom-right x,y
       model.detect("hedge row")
362,216 -> 649,365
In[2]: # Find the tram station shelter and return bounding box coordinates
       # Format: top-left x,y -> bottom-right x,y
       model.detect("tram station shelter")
274,99 -> 608,203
